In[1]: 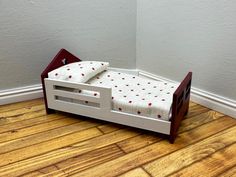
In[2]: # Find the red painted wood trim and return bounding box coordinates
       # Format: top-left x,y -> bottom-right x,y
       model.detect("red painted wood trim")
169,72 -> 192,143
41,49 -> 192,143
41,49 -> 81,114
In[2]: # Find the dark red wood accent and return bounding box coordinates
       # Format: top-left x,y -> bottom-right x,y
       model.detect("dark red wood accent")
169,72 -> 192,143
41,49 -> 192,143
41,49 -> 81,114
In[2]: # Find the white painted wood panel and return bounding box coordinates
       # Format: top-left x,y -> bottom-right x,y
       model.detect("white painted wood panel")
45,78 -> 171,135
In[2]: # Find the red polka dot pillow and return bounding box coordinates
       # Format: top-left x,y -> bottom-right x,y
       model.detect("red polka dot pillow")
48,61 -> 109,83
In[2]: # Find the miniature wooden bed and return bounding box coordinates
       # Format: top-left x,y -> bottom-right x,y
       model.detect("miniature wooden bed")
41,49 -> 192,143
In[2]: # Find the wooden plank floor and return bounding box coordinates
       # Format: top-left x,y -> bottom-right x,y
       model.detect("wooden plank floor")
0,99 -> 235,177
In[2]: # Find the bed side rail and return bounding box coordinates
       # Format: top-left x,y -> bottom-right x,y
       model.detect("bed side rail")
170,72 -> 192,143
45,78 -> 112,112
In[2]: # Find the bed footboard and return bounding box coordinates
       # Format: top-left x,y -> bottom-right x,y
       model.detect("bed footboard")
41,49 -> 81,114
169,72 -> 192,143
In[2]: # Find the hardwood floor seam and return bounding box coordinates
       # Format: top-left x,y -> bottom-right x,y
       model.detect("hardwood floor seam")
139,125 -> 236,166
0,126 -> 102,158
212,161 -> 236,177
120,122 -> 236,174
96,126 -> 106,134
0,100 -> 43,113
164,142 -> 236,177
0,121 -> 84,145
115,143 -> 127,154
23,144 -> 126,177
177,113 -> 225,133
141,166 -> 153,177
0,128 -> 137,171
0,108 -> 44,119
0,115 -> 66,134
167,143 -> 236,176
95,126 -> 107,134
116,115 -> 226,155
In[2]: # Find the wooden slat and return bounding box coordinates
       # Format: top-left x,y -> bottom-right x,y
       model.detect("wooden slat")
0,120 -> 100,154
24,145 -> 125,177
185,104 -> 209,118
0,98 -> 43,113
0,127 -> 102,167
51,145 -> 124,175
118,168 -> 150,177
0,117 -> 80,143
218,165 -> 236,177
169,143 -> 236,177
0,104 -> 44,119
179,110 -> 224,132
22,167 -> 56,177
117,133 -> 161,153
143,124 -> 236,176
0,114 -> 67,133
0,129 -> 139,176
0,109 -> 46,126
70,116 -> 236,177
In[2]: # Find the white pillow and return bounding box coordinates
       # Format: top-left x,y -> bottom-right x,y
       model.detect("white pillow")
48,61 -> 109,83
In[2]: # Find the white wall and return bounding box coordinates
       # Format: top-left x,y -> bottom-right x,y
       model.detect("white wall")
0,0 -> 136,90
137,0 -> 236,100
1,0 -> 236,105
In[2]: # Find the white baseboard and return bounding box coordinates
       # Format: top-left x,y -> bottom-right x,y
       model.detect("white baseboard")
139,70 -> 236,119
0,84 -> 43,105
1,69 -> 235,119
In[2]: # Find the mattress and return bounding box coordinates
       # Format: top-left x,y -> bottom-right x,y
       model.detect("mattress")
83,70 -> 177,120
48,62 -> 178,121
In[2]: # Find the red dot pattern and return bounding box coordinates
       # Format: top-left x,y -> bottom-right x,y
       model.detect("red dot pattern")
50,61 -> 108,84
52,66 -> 176,120
83,71 -> 176,119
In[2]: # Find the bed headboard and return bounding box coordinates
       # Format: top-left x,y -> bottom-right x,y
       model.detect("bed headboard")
41,48 -> 81,113
41,48 -> 81,78
170,72 -> 192,143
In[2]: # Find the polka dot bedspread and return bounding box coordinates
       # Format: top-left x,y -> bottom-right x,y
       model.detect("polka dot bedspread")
48,61 -> 179,121
85,70 -> 178,121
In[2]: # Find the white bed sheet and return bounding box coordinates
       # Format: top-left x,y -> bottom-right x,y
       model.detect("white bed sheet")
82,70 -> 178,120
49,67 -> 178,121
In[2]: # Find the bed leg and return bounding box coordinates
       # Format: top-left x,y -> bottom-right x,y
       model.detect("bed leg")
184,107 -> 189,116
169,134 -> 176,144
46,107 -> 55,114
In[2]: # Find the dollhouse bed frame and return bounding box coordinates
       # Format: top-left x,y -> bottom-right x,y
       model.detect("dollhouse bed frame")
41,49 -> 192,143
